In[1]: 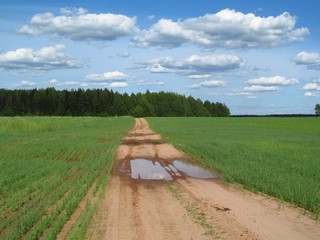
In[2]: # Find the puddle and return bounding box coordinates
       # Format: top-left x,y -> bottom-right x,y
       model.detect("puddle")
130,159 -> 173,180
173,160 -> 214,179
123,158 -> 215,181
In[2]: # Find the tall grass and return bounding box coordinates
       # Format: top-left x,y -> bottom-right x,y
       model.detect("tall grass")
0,117 -> 133,239
147,117 -> 320,215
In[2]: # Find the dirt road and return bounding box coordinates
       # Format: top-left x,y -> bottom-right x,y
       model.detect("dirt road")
86,118 -> 320,240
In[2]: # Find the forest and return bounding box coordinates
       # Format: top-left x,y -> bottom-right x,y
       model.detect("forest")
0,88 -> 230,117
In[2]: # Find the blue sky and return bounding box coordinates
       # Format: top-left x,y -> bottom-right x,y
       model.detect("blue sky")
1,0 -> 320,114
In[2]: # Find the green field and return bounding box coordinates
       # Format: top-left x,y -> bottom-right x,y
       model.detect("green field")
1,116 -> 319,238
0,117 -> 133,239
147,117 -> 320,215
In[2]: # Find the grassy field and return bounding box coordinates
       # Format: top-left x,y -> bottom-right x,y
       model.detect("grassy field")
0,117 -> 133,239
147,117 -> 320,215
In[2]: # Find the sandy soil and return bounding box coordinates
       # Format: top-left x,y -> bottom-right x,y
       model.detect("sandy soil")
86,118 -> 320,240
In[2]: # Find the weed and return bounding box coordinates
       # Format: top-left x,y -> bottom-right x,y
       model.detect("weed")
165,181 -> 218,238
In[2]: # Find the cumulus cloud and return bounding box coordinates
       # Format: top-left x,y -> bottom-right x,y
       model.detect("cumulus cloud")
242,76 -> 298,94
246,76 -> 299,86
18,8 -> 137,41
301,78 -> 320,97
303,83 -> 320,90
85,71 -> 128,81
190,80 -> 227,89
132,9 -> 308,49
20,80 -> 36,87
294,51 -> 320,70
85,71 -> 129,88
49,79 -> 59,84
136,54 -> 244,76
109,82 -> 128,88
0,45 -> 82,74
305,92 -> 318,97
243,85 -> 279,92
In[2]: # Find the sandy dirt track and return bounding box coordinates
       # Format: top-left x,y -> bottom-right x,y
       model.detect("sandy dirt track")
85,118 -> 320,240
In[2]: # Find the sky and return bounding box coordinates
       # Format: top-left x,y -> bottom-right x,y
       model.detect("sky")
0,0 -> 320,115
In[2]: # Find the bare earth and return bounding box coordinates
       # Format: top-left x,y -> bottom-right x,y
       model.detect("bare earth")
85,118 -> 320,240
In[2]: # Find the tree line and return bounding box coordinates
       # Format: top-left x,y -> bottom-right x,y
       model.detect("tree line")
0,88 -> 230,117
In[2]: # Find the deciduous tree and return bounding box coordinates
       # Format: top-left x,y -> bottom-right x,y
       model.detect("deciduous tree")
315,104 -> 320,116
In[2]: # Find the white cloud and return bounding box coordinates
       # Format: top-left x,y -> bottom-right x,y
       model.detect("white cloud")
303,83 -> 320,90
246,76 -> 299,86
302,79 -> 320,97
188,74 -> 211,79
190,80 -> 227,89
49,79 -> 59,84
85,71 -> 129,88
0,45 -> 82,74
48,79 -> 80,86
243,76 -> 298,95
132,9 -> 308,49
137,80 -> 165,86
20,80 -> 35,87
147,15 -> 155,20
85,71 -> 128,81
18,9 -> 137,41
294,51 -> 320,70
109,82 -> 128,88
138,56 -> 175,73
133,19 -> 193,48
295,52 -> 320,64
243,85 -> 279,92
305,92 -> 318,97
136,54 -> 244,76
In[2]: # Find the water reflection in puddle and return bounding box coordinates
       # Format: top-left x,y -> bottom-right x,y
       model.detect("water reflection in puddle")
131,159 -> 173,180
128,158 -> 215,180
173,160 -> 214,179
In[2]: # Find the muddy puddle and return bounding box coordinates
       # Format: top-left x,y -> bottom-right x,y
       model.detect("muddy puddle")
118,158 -> 215,181
114,118 -> 216,181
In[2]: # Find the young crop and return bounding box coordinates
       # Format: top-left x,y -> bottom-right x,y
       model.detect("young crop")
0,117 -> 133,239
147,117 -> 320,216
